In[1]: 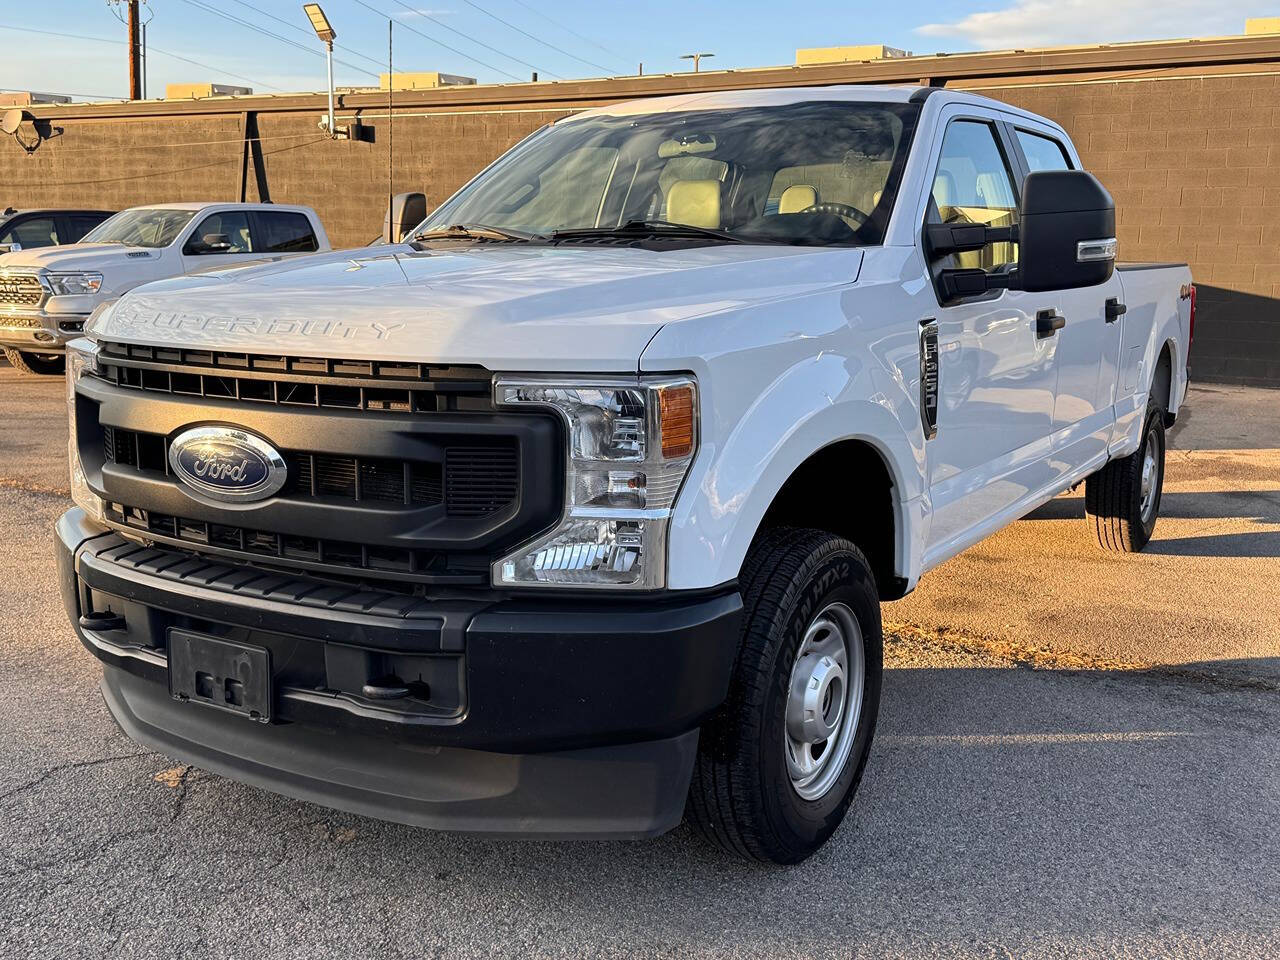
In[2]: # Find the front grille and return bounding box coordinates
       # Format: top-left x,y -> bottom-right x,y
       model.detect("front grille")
105,502 -> 486,584
0,273 -> 43,307
0,315 -> 42,328
96,341 -> 491,414
83,342 -> 561,588
102,426 -> 517,514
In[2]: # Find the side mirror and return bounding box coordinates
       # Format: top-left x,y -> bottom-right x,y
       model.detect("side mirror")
187,233 -> 231,254
383,191 -> 427,243
931,170 -> 1116,299
1017,170 -> 1115,292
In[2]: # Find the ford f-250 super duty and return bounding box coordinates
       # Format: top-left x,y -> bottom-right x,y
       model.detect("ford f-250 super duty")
57,86 -> 1192,863
0,202 -> 328,376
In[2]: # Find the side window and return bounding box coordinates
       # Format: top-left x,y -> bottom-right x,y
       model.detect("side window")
185,212 -> 253,255
1016,130 -> 1073,172
3,216 -> 60,248
67,215 -> 109,243
929,120 -> 1019,271
256,211 -> 319,253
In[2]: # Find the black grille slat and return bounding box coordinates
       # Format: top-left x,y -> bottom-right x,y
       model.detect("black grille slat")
104,429 -> 471,512
446,444 -> 519,518
94,341 -> 491,413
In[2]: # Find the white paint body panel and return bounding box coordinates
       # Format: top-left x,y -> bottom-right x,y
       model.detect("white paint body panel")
83,87 -> 1192,595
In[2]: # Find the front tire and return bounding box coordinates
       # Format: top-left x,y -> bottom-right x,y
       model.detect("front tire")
687,528 -> 883,864
3,348 -> 65,377
1085,398 -> 1166,552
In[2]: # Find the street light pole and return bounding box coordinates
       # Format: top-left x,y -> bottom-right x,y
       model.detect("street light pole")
303,4 -> 342,139
325,39 -> 335,138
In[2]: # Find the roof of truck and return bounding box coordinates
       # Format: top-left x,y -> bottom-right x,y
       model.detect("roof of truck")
570,85 -> 1051,125
117,202 -> 317,213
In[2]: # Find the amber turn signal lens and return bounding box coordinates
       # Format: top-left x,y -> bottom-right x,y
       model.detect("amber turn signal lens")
658,384 -> 695,459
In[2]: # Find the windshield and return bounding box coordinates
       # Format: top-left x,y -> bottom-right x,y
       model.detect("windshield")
81,208 -> 196,248
417,101 -> 920,247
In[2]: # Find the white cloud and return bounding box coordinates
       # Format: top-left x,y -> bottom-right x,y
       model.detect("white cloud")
917,0 -> 1271,50
390,8 -> 454,19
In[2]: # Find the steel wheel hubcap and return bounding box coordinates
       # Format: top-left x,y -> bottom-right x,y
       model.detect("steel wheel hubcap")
784,601 -> 865,801
1140,427 -> 1161,523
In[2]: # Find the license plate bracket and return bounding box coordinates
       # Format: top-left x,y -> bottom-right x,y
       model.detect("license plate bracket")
169,630 -> 272,723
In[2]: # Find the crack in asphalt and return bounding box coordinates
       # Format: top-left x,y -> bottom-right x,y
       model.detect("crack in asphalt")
0,752 -> 150,805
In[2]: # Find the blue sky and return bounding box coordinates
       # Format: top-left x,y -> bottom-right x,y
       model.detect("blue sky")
3,0 -> 1277,100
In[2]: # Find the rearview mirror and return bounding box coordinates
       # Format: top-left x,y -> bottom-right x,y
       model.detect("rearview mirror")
384,191 -> 427,243
1017,170 -> 1115,292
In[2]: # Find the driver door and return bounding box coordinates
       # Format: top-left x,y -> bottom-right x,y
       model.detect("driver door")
920,110 -> 1060,563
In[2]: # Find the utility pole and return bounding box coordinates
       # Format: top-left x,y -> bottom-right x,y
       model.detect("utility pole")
127,0 -> 141,100
679,52 -> 715,73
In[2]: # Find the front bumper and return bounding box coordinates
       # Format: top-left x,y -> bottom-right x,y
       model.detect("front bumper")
0,309 -> 89,350
56,508 -> 743,837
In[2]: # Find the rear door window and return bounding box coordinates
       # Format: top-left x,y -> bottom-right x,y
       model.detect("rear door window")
254,211 -> 319,252
1015,130 -> 1073,172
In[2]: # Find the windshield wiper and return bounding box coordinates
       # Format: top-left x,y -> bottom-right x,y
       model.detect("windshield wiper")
410,223 -> 545,245
551,219 -> 755,244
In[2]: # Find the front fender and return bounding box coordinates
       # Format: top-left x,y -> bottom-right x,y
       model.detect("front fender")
664,347 -> 926,591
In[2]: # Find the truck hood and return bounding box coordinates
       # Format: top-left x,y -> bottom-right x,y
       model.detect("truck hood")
90,244 -> 863,372
0,243 -> 165,273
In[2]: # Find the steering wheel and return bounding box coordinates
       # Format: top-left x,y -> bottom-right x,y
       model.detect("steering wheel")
800,201 -> 870,226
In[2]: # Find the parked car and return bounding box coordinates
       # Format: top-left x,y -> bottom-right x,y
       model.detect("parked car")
0,202 -> 329,375
0,207 -> 114,254
57,86 -> 1192,863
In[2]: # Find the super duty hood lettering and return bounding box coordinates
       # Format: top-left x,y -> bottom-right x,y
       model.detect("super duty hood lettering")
99,302 -> 404,342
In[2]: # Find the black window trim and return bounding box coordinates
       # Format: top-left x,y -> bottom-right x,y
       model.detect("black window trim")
1008,125 -> 1075,176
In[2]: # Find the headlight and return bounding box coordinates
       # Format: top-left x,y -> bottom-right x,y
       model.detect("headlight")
66,337 -> 105,524
493,375 -> 697,589
44,272 -> 103,296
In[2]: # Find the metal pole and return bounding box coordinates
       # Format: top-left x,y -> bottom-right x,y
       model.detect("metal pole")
387,20 -> 393,217
127,0 -> 141,100
141,21 -> 147,98
325,39 -> 335,138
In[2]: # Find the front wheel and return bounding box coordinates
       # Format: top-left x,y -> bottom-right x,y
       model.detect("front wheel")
1085,398 -> 1166,552
686,528 -> 883,864
3,348 -> 65,377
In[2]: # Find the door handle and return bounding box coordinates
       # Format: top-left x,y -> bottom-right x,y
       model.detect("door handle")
1105,298 -> 1127,322
1036,309 -> 1066,338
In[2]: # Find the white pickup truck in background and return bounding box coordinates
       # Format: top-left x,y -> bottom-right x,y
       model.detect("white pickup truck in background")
0,202 -> 328,375
58,86 -> 1191,864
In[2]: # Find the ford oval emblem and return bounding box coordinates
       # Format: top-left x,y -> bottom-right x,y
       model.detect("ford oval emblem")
168,426 -> 287,503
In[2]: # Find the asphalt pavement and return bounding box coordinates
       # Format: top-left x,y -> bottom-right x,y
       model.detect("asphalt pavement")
1,360 -> 1278,958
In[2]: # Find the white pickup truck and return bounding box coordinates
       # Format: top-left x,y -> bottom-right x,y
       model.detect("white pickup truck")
0,202 -> 328,375
58,87 -> 1192,864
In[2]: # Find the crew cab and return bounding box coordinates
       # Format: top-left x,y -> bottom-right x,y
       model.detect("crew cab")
57,87 -> 1191,863
0,202 -> 328,376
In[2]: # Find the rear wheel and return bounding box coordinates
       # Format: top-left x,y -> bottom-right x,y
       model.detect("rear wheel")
3,348 -> 65,377
1085,397 -> 1166,552
687,527 -> 883,864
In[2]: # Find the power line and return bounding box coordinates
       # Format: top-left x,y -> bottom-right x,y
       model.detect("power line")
345,0 -> 524,83
173,0 -> 382,80
507,0 -> 632,69
0,23 -> 283,92
457,0 -> 616,75
0,84 -> 122,101
382,0 -> 557,79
